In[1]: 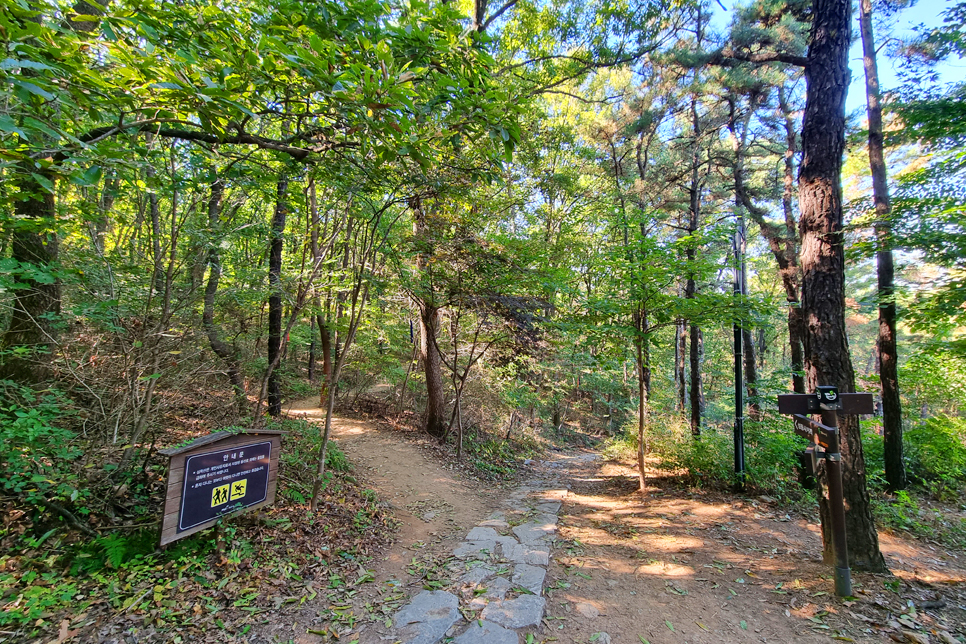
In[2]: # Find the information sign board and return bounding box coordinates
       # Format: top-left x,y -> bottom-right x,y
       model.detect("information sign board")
159,429 -> 284,546
178,441 -> 272,532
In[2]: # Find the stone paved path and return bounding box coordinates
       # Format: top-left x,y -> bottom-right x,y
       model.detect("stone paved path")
388,475 -> 575,644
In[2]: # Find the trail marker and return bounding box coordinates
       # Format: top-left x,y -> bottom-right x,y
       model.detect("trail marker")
777,387 -> 874,597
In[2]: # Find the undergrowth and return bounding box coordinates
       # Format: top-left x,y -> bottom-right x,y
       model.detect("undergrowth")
604,409 -> 966,549
0,417 -> 396,643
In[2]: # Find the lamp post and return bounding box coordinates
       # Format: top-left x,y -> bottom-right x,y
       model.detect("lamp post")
733,211 -> 747,491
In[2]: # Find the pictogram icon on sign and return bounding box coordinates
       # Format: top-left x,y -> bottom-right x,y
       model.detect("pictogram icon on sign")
230,479 -> 247,501
211,484 -> 230,507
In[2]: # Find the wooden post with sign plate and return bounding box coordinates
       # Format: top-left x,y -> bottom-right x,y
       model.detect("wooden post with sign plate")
159,429 -> 285,546
777,387 -> 874,597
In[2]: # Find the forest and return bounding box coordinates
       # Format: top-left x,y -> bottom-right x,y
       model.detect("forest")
1,0 -> 965,640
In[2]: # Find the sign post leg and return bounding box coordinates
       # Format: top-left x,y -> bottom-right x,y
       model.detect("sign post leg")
825,454 -> 852,596
821,405 -> 852,597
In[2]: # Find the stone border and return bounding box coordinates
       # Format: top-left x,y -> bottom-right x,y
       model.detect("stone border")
389,485 -> 568,644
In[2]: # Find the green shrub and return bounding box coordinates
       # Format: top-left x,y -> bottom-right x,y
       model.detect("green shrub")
614,411 -> 805,495
905,415 -> 966,484
0,381 -> 86,509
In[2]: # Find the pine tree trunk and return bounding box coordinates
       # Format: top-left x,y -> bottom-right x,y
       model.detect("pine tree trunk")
799,0 -> 887,572
779,85 -> 807,394
686,89 -> 703,436
634,307 -> 650,492
860,0 -> 906,491
689,325 -> 704,435
267,176 -> 288,417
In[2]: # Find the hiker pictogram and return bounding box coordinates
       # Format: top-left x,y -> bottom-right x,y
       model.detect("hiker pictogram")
211,484 -> 230,507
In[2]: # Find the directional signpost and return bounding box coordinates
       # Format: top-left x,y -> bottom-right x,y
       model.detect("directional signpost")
777,386 -> 874,597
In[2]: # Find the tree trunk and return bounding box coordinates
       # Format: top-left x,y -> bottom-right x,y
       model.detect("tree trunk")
742,327 -> 761,419
859,0 -> 906,491
799,0 -> 886,572
686,88 -> 704,436
148,169 -> 164,294
1,172 -> 61,381
689,324 -> 703,435
675,319 -> 687,412
267,175 -> 288,417
732,88 -> 805,395
419,302 -> 447,439
202,178 -> 246,410
633,307 -> 650,492
411,196 -> 447,439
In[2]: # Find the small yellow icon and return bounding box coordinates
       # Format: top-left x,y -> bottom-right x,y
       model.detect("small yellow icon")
229,479 -> 247,501
211,484 -> 230,507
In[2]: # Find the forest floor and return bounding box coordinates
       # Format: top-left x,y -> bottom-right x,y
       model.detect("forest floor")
276,397 -> 966,644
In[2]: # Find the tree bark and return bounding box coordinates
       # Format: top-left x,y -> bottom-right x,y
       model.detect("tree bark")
410,196 -> 447,439
742,327 -> 761,419
633,307 -> 650,492
202,178 -> 246,410
419,301 -> 446,439
675,319 -> 687,412
689,324 -> 703,434
267,175 -> 288,417
859,0 -> 906,491
685,86 -> 704,436
779,86 -> 807,395
731,89 -> 805,395
799,0 -> 887,572
1,172 -> 61,381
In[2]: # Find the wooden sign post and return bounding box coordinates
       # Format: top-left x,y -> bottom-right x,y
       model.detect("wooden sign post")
159,429 -> 285,546
777,387 -> 874,597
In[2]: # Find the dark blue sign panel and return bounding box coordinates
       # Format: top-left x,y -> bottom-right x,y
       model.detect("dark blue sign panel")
178,441 -> 271,532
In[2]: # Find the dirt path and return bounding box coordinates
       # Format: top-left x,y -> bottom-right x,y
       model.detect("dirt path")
546,456 -> 966,644
281,399 -> 965,644
285,398 -> 500,586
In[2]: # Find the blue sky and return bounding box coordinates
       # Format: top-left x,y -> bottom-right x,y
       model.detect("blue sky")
845,0 -> 965,111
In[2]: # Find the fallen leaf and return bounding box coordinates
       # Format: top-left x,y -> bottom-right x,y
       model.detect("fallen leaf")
57,619 -> 79,643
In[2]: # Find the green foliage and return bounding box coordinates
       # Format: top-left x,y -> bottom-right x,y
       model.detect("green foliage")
0,381 -> 84,508
905,415 -> 966,485
610,412 -> 804,496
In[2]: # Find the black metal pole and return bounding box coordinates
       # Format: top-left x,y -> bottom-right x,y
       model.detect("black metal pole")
733,214 -> 745,490
820,403 -> 852,597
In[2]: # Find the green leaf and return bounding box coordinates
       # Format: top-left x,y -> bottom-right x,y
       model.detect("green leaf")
15,80 -> 54,100
0,114 -> 28,139
665,620 -> 674,632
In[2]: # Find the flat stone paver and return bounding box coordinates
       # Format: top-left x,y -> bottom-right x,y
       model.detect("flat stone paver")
511,563 -> 546,595
387,459 -> 569,644
393,591 -> 461,644
453,620 -> 519,644
480,595 -> 547,629
453,540 -> 496,560
466,575 -> 511,610
506,543 -> 549,566
466,526 -> 501,541
512,521 -> 556,544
